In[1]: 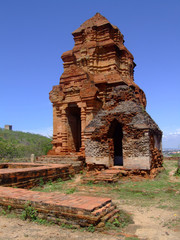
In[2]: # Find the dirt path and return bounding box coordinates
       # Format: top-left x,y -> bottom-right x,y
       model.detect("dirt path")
0,203 -> 179,240
119,204 -> 180,240
0,215 -> 123,240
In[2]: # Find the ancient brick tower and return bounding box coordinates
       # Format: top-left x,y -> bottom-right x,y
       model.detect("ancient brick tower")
49,13 -> 162,170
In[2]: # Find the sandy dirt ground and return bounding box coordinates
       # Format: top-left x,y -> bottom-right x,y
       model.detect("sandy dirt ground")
120,204 -> 180,240
0,203 -> 179,240
0,215 -> 124,240
0,162 -> 179,240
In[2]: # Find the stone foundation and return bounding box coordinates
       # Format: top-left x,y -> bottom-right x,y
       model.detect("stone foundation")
0,186 -> 119,227
0,161 -> 122,227
0,163 -> 74,188
36,155 -> 85,173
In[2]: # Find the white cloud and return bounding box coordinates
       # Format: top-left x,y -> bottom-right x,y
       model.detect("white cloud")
175,129 -> 180,134
162,129 -> 180,149
163,128 -> 180,137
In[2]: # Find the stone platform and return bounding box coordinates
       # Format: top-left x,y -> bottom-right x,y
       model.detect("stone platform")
0,163 -> 74,188
82,169 -> 123,183
36,155 -> 85,173
81,166 -> 161,183
0,186 -> 119,227
0,162 -> 121,227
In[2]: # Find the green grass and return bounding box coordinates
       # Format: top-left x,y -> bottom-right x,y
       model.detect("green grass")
65,187 -> 76,194
1,160 -> 179,235
32,160 -> 180,210
105,210 -> 133,231
0,202 -> 54,226
170,153 -> 180,157
163,217 -> 180,229
32,178 -> 78,194
164,160 -> 178,171
80,161 -> 180,208
175,168 -> 180,176
112,180 -> 180,208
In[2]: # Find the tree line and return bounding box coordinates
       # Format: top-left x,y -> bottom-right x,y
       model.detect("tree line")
0,128 -> 52,159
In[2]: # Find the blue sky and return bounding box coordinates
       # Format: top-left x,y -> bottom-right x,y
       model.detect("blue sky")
0,0 -> 180,148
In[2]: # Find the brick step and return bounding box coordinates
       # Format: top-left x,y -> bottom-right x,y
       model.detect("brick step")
38,158 -> 79,162
82,169 -> 122,183
101,208 -> 120,223
82,178 -> 119,183
37,160 -> 82,167
38,155 -> 84,161
92,204 -> 115,218
109,167 -> 129,175
39,160 -> 82,165
102,169 -> 123,173
108,213 -> 121,223
0,186 -> 118,227
37,158 -> 81,163
109,166 -> 125,170
96,174 -> 120,178
36,156 -> 85,174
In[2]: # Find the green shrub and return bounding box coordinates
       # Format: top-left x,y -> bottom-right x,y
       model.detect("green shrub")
21,202 -> 37,221
0,128 -> 52,159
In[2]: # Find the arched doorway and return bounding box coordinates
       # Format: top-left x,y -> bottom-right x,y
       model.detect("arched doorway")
66,104 -> 81,152
108,119 -> 123,166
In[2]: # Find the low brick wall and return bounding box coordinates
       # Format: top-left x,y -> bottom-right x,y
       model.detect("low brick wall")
0,186 -> 118,227
0,162 -> 121,228
36,155 -> 85,173
0,163 -> 74,189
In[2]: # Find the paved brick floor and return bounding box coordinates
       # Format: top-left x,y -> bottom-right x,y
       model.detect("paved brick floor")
0,186 -> 111,211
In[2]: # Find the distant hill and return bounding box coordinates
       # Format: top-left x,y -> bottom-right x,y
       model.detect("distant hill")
0,128 -> 52,159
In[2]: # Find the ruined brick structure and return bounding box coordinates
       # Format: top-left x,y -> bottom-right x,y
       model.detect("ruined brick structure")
49,13 -> 162,170
4,125 -> 12,130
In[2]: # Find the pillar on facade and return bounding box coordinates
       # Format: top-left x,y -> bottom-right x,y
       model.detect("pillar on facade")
81,107 -> 86,151
76,102 -> 86,152
61,107 -> 68,152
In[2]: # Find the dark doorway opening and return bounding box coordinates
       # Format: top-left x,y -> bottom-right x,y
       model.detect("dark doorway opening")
108,119 -> 123,166
67,104 -> 81,152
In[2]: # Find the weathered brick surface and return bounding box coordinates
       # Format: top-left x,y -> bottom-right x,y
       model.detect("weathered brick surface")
36,155 -> 85,173
0,162 -> 121,227
47,13 -> 162,170
85,101 -> 162,169
82,169 -> 122,183
0,163 -> 74,188
0,186 -> 118,227
82,165 -> 163,183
